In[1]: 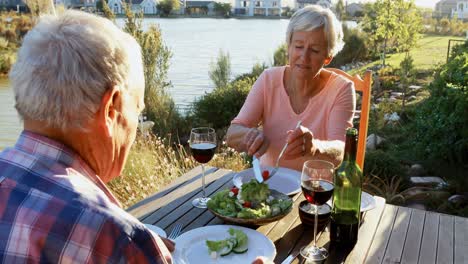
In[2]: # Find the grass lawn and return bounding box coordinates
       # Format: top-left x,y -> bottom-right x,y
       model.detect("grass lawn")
351,34 -> 466,74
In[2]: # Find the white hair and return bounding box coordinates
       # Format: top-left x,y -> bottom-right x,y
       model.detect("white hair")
9,10 -> 143,131
286,5 -> 344,57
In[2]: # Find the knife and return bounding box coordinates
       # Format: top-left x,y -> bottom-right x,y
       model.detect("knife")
280,250 -> 300,264
252,156 -> 263,183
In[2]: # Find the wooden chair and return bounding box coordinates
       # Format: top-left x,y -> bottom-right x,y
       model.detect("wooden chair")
327,68 -> 372,170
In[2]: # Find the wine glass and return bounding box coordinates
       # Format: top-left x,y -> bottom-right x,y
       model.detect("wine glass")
189,127 -> 217,208
300,160 -> 335,261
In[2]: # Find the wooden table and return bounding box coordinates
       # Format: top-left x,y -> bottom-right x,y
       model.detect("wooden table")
127,166 -> 468,264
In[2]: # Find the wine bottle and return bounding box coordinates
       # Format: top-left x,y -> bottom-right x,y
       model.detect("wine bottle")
330,128 -> 362,246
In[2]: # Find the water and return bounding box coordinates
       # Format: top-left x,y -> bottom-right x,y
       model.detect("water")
0,78 -> 22,149
0,18 -> 358,148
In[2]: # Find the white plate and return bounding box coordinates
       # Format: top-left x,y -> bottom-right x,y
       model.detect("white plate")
172,225 -> 276,264
233,167 -> 301,195
326,191 -> 376,212
360,191 -> 376,212
144,224 -> 167,238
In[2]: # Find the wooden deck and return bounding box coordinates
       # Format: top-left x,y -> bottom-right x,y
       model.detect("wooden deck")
127,166 -> 468,263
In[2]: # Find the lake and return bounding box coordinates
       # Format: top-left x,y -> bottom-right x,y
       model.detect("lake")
0,18 -> 357,148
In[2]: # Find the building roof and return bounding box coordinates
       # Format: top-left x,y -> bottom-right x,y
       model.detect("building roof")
186,0 -> 214,7
295,0 -> 319,4
125,0 -> 144,4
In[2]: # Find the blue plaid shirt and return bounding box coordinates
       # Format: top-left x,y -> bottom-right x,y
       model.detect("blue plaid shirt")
0,131 -> 172,263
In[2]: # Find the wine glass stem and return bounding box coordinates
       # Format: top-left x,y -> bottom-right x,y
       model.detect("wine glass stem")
201,164 -> 206,198
313,204 -> 318,247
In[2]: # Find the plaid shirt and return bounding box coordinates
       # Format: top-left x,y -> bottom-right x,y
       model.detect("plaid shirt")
0,131 -> 172,264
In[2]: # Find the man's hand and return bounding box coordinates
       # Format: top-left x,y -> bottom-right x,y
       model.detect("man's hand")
160,237 -> 175,252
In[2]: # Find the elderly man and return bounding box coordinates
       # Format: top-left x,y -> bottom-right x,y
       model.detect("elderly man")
0,11 -> 173,263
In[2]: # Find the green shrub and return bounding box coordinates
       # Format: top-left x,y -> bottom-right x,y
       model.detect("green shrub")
364,149 -> 407,183
190,77 -> 254,133
273,43 -> 287,66
329,26 -> 369,67
410,41 -> 468,165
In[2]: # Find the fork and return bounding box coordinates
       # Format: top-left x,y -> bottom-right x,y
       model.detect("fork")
269,120 -> 302,178
168,223 -> 182,240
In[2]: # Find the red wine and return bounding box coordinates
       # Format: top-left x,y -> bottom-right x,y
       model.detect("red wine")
301,180 -> 334,205
190,143 -> 216,163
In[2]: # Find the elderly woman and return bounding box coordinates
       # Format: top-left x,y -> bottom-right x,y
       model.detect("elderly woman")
0,11 -> 173,263
226,5 -> 355,171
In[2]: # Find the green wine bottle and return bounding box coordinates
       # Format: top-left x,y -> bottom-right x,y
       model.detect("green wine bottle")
330,128 -> 362,246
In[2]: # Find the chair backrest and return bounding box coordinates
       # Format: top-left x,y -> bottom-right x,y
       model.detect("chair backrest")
327,68 -> 372,170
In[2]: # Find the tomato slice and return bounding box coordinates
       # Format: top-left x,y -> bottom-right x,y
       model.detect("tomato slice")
231,187 -> 239,195
243,201 -> 251,208
262,170 -> 270,180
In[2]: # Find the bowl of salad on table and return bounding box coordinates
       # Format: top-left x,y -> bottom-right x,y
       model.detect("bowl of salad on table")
207,179 -> 293,226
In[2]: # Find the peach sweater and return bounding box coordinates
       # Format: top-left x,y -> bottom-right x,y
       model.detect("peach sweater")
231,66 -> 356,172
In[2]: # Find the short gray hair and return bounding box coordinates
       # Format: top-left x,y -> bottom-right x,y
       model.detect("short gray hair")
286,5 -> 344,57
9,10 -> 143,130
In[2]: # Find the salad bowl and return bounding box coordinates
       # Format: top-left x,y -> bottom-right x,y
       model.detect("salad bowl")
207,179 -> 293,226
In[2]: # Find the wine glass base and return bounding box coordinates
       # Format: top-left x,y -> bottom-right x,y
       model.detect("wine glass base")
192,197 -> 211,208
300,245 -> 329,262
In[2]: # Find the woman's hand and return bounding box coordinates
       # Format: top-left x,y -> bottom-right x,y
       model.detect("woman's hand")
243,128 -> 270,157
283,125 -> 316,159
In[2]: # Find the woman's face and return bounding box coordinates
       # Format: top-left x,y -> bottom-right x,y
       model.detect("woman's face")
288,28 -> 332,80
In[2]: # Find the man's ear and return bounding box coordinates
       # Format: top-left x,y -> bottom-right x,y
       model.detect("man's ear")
324,56 -> 333,66
97,85 -> 121,138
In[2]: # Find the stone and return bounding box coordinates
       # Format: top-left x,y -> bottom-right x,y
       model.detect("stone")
408,164 -> 426,176
366,134 -> 385,150
408,95 -> 417,101
391,92 -> 403,98
410,176 -> 446,186
409,85 -> 422,90
448,195 -> 468,206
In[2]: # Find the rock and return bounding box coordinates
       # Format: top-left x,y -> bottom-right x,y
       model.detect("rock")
448,195 -> 468,206
366,134 -> 385,150
410,176 -> 446,186
408,95 -> 417,101
384,112 -> 400,122
388,97 -> 397,102
391,92 -> 403,98
409,85 -> 422,90
405,202 -> 426,211
408,164 -> 426,176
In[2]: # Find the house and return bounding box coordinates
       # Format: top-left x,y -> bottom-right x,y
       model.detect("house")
0,0 -> 26,11
107,0 -> 158,14
435,0 -> 458,17
452,1 -> 468,19
184,0 -> 215,15
234,0 -> 282,16
294,0 -> 330,11
345,2 -> 363,17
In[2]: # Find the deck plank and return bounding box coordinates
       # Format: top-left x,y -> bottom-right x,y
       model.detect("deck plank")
155,169 -> 233,230
346,196 -> 386,264
436,214 -> 454,264
454,216 -> 468,264
400,209 -> 426,264
365,205 -> 399,263
143,168 -> 232,225
383,206 -> 412,263
418,211 -> 440,264
127,166 -> 216,219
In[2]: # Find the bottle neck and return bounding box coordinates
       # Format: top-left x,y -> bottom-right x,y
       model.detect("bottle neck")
343,134 -> 357,162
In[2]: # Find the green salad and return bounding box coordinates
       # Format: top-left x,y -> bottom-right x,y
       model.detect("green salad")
207,179 -> 292,219
206,228 -> 248,258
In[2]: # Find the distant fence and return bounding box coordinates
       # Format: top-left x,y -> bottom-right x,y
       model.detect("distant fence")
447,39 -> 466,63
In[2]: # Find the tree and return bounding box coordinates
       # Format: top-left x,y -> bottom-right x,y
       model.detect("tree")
398,54 -> 415,113
213,2 -> 231,16
335,0 -> 345,20
209,50 -> 231,89
157,0 -> 180,16
361,0 -> 422,66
